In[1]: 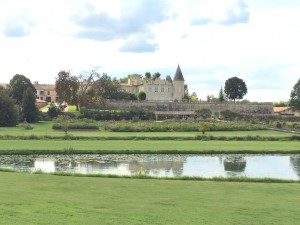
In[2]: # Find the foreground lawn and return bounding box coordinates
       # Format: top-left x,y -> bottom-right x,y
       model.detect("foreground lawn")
0,172 -> 299,225
0,140 -> 299,153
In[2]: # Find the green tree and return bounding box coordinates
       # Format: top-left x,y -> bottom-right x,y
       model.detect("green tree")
55,70 -> 79,106
218,86 -> 225,102
22,87 -> 39,122
183,84 -> 190,101
9,74 -> 36,104
289,78 -> 300,111
152,72 -> 161,80
135,91 -> 146,101
224,77 -> 247,103
0,87 -> 19,126
91,73 -> 130,100
195,108 -> 212,119
145,72 -> 151,79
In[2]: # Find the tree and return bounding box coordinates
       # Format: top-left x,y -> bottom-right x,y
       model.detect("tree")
289,78 -> 300,111
218,86 -> 225,102
135,91 -> 146,101
91,73 -> 130,100
55,70 -> 79,106
195,108 -> 212,119
183,84 -> 190,101
145,72 -> 151,79
77,70 -> 99,110
9,74 -> 36,104
22,87 -> 39,122
190,92 -> 198,102
0,87 -> 19,126
224,77 -> 247,103
152,72 -> 161,80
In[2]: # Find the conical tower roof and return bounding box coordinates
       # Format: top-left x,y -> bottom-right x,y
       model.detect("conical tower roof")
173,65 -> 185,81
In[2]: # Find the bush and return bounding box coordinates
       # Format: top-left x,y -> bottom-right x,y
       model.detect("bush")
53,118 -> 99,130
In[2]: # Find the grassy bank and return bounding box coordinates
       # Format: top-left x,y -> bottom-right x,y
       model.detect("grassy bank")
0,172 -> 299,225
0,140 -> 299,154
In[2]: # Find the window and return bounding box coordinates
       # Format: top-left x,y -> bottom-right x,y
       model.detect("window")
40,91 -> 44,95
40,97 -> 43,100
148,86 -> 152,92
161,87 -> 164,92
168,88 -> 170,92
155,87 -> 158,92
47,91 -> 50,95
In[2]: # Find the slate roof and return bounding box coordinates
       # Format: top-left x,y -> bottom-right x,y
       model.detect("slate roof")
173,65 -> 185,81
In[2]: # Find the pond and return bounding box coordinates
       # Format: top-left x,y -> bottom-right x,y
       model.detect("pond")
0,154 -> 300,180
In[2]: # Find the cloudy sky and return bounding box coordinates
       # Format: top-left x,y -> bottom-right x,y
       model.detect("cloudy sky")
0,0 -> 299,102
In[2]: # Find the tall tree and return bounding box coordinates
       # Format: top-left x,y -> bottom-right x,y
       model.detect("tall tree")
9,74 -> 36,104
218,86 -> 225,102
55,70 -> 79,105
224,77 -> 247,103
91,73 -> 130,100
77,70 -> 99,110
22,87 -> 39,122
289,78 -> 300,111
145,72 -> 151,79
0,87 -> 19,126
152,72 -> 161,80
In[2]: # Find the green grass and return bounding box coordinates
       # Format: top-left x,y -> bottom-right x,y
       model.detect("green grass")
0,172 -> 299,225
0,121 -> 297,138
0,140 -> 299,154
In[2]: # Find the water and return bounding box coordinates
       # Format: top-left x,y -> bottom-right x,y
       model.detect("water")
0,154 -> 299,180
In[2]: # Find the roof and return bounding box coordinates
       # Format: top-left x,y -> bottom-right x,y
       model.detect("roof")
273,107 -> 290,113
173,65 -> 185,81
34,84 -> 55,90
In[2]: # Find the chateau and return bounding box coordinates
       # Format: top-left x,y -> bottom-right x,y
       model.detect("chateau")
121,65 -> 185,102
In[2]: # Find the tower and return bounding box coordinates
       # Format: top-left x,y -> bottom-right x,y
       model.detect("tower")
172,65 -> 185,101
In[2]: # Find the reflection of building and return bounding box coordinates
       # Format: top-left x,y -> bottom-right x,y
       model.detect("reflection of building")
223,156 -> 246,176
121,65 -> 185,102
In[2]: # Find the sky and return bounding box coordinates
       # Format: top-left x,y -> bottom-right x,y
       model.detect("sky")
0,0 -> 300,102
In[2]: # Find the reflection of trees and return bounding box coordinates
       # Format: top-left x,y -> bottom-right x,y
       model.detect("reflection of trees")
0,155 -> 35,172
128,160 -> 185,176
223,156 -> 246,177
290,156 -> 300,178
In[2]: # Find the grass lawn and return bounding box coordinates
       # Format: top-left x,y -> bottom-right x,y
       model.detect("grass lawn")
0,121 -> 297,138
0,172 -> 299,225
0,140 -> 299,153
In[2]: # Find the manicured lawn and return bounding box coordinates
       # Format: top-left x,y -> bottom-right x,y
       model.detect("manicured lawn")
0,121 -> 297,138
0,172 -> 299,225
0,140 -> 299,153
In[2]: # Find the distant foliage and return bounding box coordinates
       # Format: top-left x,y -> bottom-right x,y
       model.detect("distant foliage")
289,78 -> 300,111
103,121 -> 267,132
53,118 -> 99,130
195,108 -> 212,119
80,107 -> 155,121
0,88 -> 19,126
21,87 -> 39,122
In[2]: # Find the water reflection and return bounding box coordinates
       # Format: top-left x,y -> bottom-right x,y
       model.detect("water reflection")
222,156 -> 247,177
0,154 -> 299,180
290,155 -> 300,178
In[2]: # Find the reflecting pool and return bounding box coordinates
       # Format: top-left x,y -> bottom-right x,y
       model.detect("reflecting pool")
0,154 -> 299,180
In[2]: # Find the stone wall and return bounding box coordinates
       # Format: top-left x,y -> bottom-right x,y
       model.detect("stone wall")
102,101 -> 274,115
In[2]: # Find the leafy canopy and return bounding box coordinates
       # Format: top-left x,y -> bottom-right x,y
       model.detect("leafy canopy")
55,70 -> 79,105
224,76 -> 247,103
9,74 -> 36,104
289,78 -> 300,111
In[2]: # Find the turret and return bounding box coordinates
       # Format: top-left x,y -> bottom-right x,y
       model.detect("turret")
172,65 -> 185,101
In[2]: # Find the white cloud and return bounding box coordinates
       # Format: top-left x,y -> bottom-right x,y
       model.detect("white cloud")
0,0 -> 300,102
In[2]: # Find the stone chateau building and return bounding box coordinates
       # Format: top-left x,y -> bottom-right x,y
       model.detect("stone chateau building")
121,65 -> 185,102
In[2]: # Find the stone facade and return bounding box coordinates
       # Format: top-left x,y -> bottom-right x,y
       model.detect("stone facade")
34,83 -> 58,103
120,65 -> 185,102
